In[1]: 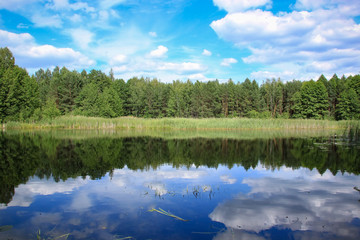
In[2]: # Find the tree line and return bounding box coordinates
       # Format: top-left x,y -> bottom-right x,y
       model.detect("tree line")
1,47 -> 359,122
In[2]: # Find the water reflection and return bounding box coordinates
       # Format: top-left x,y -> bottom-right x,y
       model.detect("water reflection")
0,131 -> 359,239
210,167 -> 360,240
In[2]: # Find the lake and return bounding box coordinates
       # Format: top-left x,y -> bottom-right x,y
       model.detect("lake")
0,130 -> 360,240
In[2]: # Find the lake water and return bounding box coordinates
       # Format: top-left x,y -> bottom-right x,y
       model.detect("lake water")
0,130 -> 360,240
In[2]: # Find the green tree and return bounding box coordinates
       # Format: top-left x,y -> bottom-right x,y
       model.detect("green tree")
42,97 -> 61,119
261,78 -> 284,117
34,68 -> 52,106
336,89 -> 360,120
300,80 -> 328,119
127,77 -> 147,117
283,80 -> 302,118
57,67 -> 83,114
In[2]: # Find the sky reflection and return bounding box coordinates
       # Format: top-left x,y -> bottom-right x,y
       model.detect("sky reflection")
210,167 -> 360,239
1,164 -> 360,239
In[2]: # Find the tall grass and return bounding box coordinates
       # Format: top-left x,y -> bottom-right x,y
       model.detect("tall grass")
4,115 -> 356,131
3,128 -> 345,140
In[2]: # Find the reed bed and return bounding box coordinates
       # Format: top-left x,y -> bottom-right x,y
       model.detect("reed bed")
4,115 -> 357,131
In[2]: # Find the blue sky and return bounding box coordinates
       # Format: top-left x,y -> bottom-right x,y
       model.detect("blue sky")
0,0 -> 360,83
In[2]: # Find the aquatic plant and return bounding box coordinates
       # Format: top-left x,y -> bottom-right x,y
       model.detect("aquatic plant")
36,229 -> 70,240
0,225 -> 12,232
148,208 -> 189,222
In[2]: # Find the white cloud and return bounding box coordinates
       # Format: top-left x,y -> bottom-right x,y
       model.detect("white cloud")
99,10 -> 109,22
110,54 -> 128,66
0,0 -> 39,11
221,58 -> 238,66
69,14 -> 83,23
31,14 -> 63,28
0,29 -> 95,69
149,45 -> 168,58
202,49 -> 212,56
187,73 -> 209,82
0,30 -> 33,47
68,28 -> 94,49
46,0 -> 95,12
213,0 -> 272,13
149,31 -> 157,37
159,62 -> 207,74
211,0 -> 360,80
47,0 -> 69,10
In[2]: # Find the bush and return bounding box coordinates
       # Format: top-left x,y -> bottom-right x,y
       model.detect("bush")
247,110 -> 259,119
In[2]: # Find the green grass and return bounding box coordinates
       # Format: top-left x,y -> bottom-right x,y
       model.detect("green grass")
4,115 -> 357,131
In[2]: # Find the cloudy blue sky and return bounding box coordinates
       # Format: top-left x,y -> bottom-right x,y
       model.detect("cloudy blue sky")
0,0 -> 359,82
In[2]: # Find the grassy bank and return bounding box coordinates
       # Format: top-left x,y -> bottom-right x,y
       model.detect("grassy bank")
4,115 -> 358,131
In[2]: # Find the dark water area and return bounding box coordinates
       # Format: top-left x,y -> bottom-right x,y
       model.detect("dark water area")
0,131 -> 360,240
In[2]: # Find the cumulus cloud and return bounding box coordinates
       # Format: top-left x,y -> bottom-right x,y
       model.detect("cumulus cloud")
149,45 -> 168,58
213,0 -> 271,13
110,54 -> 128,66
0,29 -> 95,69
68,28 -> 94,49
211,0 -> 360,80
159,62 -> 207,74
202,49 -> 212,56
221,58 -> 238,66
187,73 -> 210,82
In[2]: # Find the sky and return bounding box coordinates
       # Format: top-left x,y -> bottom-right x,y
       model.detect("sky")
0,0 -> 360,83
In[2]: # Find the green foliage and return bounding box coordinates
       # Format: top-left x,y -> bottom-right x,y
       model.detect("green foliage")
261,78 -> 284,117
247,110 -> 259,118
336,89 -> 360,120
299,80 -> 328,119
1,47 -> 360,121
0,47 -> 15,77
43,98 -> 61,119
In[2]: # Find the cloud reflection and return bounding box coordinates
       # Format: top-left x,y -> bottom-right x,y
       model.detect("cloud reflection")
0,177 -> 87,209
210,169 -> 360,239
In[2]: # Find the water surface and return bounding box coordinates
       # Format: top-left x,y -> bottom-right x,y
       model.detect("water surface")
0,130 -> 359,239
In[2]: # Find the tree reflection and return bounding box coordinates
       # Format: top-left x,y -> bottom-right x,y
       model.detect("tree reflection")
1,132 -> 359,204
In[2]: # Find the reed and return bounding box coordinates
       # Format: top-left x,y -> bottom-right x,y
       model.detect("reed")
4,115 -> 357,131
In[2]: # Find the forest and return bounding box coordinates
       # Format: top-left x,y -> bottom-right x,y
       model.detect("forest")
1,47 -> 360,122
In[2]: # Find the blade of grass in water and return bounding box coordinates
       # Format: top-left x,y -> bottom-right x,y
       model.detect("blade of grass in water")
0,225 -> 12,232
148,208 -> 189,222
